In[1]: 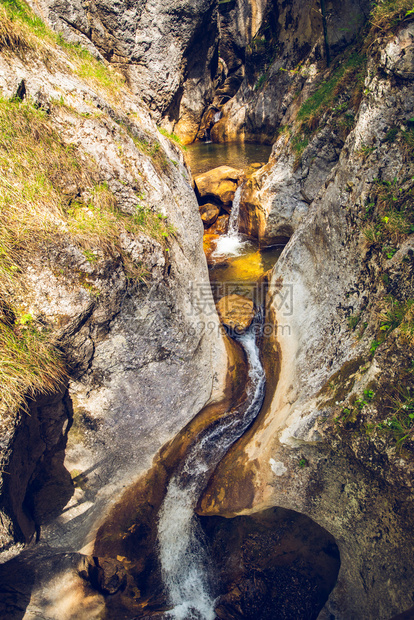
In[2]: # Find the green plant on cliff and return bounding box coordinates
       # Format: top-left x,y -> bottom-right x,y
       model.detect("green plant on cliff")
362,176 -> 414,248
131,135 -> 170,173
0,316 -> 66,416
379,297 -> 414,345
375,383 -> 414,448
158,127 -> 187,151
297,53 -> 366,129
291,51 -> 366,168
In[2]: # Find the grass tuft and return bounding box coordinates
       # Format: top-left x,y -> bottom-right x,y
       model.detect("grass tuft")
158,127 -> 187,151
0,0 -> 125,98
0,318 -> 66,416
370,0 -> 414,34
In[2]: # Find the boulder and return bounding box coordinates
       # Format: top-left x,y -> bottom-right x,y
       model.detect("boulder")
78,555 -> 127,595
207,214 -> 229,235
200,203 -> 220,227
194,166 -> 243,208
216,294 -> 255,333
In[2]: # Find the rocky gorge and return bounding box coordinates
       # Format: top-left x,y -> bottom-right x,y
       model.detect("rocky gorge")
0,0 -> 414,619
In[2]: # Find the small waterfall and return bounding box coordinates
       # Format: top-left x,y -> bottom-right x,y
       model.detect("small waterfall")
204,110 -> 221,143
213,184 -> 246,257
227,184 -> 242,236
157,313 -> 266,620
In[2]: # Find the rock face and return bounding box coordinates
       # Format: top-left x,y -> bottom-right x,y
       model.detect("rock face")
199,21 -> 414,619
28,0 -> 219,142
213,0 -> 371,143
0,16 -> 227,608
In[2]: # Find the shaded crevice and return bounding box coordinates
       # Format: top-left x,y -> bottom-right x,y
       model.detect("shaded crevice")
199,506 -> 340,620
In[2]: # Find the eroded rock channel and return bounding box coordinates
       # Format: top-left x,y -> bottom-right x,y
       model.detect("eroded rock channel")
75,145 -> 341,620
1,1 -> 414,619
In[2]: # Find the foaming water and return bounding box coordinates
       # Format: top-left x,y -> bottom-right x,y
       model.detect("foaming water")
157,315 -> 266,619
213,234 -> 246,257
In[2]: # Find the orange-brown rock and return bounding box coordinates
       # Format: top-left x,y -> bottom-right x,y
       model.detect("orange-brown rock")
200,203 -> 220,227
207,214 -> 229,235
203,233 -> 219,261
194,166 -> 243,208
216,294 -> 255,333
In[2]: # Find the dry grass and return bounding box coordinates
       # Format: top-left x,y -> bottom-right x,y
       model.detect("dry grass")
0,320 -> 66,416
0,1 -> 48,55
370,0 -> 414,33
0,97 -> 174,415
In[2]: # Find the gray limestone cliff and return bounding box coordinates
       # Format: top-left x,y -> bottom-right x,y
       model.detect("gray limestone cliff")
0,15 -> 227,569
199,19 -> 414,620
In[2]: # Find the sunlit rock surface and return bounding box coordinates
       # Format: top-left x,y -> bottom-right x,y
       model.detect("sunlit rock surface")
199,22 -> 414,619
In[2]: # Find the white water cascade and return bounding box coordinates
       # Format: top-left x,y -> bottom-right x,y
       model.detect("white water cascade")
213,184 -> 246,257
157,315 -> 266,620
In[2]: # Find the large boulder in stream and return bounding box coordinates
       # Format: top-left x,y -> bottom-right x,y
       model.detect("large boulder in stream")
200,203 -> 220,227
217,294 -> 254,333
194,166 -> 243,209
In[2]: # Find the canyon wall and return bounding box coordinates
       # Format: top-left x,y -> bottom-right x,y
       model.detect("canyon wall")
213,0 -> 372,143
0,21 -> 227,567
200,19 -> 414,619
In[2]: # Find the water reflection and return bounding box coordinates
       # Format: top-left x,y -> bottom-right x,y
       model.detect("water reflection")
186,142 -> 272,176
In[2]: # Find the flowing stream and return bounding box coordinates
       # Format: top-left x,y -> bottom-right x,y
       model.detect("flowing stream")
157,313 -> 266,619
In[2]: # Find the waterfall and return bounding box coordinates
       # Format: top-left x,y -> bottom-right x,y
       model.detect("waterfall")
227,184 -> 242,236
213,184 -> 245,257
157,313 -> 266,620
213,110 -> 222,124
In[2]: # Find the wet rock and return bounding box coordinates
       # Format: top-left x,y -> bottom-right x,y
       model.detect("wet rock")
199,23 -> 414,620
216,294 -> 255,333
200,203 -> 220,227
203,233 -> 220,262
0,37 -> 228,582
78,555 -> 127,595
194,166 -> 243,209
207,214 -> 230,235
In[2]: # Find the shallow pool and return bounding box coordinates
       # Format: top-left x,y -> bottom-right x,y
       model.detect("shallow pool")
185,141 -> 272,176
208,240 -> 284,302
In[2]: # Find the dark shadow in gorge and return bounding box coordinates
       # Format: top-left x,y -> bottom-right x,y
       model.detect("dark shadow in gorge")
0,557 -> 34,620
200,506 -> 340,620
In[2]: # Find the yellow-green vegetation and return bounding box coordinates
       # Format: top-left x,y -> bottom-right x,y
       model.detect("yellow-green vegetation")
291,51 -> 366,168
379,296 -> 414,345
370,0 -> 414,36
0,0 -> 125,98
0,318 -> 65,416
0,97 -> 174,415
374,380 -> 414,448
130,134 -> 170,173
335,387 -> 376,425
158,127 -> 187,151
297,52 -> 366,130
362,176 -> 414,250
